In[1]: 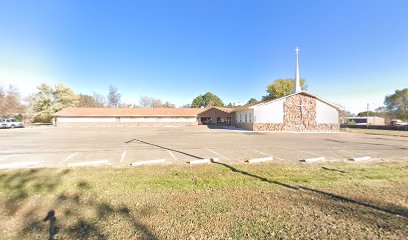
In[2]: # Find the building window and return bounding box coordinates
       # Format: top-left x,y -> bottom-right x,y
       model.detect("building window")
249,113 -> 251,122
239,114 -> 242,122
245,113 -> 247,122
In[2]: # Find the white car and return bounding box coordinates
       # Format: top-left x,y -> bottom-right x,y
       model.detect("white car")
0,118 -> 24,128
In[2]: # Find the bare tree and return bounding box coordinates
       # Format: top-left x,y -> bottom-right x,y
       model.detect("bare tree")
92,92 -> 106,107
0,85 -> 25,117
139,96 -> 175,108
107,85 -> 121,107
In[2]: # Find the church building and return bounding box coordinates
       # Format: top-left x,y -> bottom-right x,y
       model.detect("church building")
198,48 -> 340,132
54,49 -> 340,132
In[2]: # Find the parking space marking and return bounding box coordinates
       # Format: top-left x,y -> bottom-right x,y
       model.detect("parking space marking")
68,160 -> 111,167
120,151 -> 127,163
205,148 -> 230,161
300,150 -> 323,157
167,150 -> 177,161
244,147 -> 271,157
60,152 -> 79,164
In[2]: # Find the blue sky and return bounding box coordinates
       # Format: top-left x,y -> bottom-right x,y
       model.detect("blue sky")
0,0 -> 407,113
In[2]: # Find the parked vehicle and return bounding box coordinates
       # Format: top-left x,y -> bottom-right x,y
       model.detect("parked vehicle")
391,119 -> 408,126
0,118 -> 24,128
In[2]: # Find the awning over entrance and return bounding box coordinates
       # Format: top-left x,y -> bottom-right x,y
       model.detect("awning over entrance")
197,107 -> 234,125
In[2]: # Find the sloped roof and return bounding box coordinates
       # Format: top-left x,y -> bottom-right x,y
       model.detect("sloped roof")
53,107 -> 205,117
233,91 -> 341,111
198,106 -> 235,115
231,101 -> 262,112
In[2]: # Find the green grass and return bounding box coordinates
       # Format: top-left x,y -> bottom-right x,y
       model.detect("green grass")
0,162 -> 407,239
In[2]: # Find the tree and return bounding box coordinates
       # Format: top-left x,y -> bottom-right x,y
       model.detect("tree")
27,84 -> 55,122
247,98 -> 257,104
357,111 -> 377,117
181,103 -> 192,108
0,85 -> 25,117
28,83 -> 78,122
139,96 -> 161,108
191,92 -> 224,108
107,85 -> 121,107
161,101 -> 176,108
53,84 -> 79,112
262,78 -> 306,101
139,96 -> 175,108
78,94 -> 104,107
384,88 -> 408,120
92,92 -> 106,107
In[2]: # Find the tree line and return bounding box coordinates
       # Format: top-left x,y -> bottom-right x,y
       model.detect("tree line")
1,79 -> 406,123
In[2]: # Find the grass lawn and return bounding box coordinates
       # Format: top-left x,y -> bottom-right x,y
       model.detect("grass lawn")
0,162 -> 407,239
342,128 -> 408,137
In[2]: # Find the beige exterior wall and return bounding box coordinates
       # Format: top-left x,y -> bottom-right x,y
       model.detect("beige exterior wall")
56,121 -> 198,127
55,116 -> 198,127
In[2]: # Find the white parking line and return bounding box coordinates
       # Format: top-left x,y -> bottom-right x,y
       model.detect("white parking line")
167,150 -> 177,161
300,150 -> 323,157
0,161 -> 40,169
60,152 -> 79,164
244,147 -> 271,156
68,160 -> 111,167
205,148 -> 230,161
244,147 -> 285,161
120,151 -> 127,163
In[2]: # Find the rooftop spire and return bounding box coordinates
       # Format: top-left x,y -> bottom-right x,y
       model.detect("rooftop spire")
294,47 -> 302,93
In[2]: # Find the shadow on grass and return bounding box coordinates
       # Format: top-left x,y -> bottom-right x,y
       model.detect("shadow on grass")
211,160 -> 408,219
0,169 -> 70,216
0,169 -> 158,240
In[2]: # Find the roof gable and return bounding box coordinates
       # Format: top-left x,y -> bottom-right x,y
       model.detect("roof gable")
234,91 -> 341,111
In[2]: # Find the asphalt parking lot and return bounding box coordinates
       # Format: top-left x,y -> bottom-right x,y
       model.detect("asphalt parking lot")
0,126 -> 407,169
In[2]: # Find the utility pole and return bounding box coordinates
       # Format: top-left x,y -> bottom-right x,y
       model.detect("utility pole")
366,103 -> 369,128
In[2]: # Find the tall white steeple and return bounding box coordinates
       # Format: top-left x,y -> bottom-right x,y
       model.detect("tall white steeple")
294,47 -> 302,93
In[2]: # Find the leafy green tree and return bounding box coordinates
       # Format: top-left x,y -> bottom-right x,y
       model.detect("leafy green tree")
384,88 -> 408,120
191,92 -> 224,108
53,84 -> 79,112
357,111 -> 377,117
262,78 -> 306,101
28,83 -> 78,122
247,98 -> 257,104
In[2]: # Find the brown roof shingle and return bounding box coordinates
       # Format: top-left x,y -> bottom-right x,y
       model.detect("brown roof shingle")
53,107 -> 205,117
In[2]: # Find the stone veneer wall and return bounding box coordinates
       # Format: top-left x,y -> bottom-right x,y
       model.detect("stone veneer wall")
56,121 -> 198,128
250,94 -> 339,132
